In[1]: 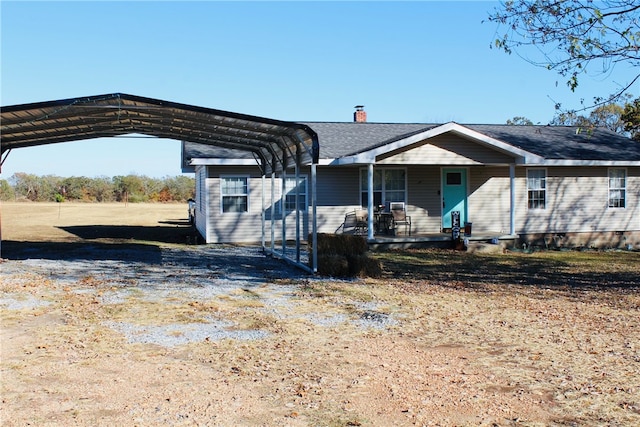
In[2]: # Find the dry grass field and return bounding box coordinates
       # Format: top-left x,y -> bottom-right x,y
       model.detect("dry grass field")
1,202 -> 639,426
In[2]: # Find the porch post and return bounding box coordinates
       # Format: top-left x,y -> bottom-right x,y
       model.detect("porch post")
311,163 -> 317,273
367,163 -> 374,240
510,163 -> 515,235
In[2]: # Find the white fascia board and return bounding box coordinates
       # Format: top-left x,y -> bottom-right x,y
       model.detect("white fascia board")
332,153 -> 377,165
317,158 -> 337,166
333,122 -> 543,165
530,159 -> 640,167
189,158 -> 259,166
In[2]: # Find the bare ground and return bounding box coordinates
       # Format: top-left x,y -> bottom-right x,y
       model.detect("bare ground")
1,202 -> 639,426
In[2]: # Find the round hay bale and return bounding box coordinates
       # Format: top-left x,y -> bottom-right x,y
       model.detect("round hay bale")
316,254 -> 350,277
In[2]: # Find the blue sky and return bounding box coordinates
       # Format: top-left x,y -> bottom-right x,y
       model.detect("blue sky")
2,1 -> 638,178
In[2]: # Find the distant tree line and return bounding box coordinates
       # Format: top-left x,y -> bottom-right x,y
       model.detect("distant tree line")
0,173 -> 195,203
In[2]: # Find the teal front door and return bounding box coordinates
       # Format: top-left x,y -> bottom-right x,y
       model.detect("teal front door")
442,168 -> 467,229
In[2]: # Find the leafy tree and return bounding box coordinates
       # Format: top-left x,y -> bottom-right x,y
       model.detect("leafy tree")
0,179 -> 15,201
86,176 -> 116,202
550,97 -> 631,136
588,102 -> 626,134
488,1 -> 640,106
622,96 -> 640,141
506,116 -> 534,125
550,111 -> 594,128
163,175 -> 196,202
61,176 -> 92,201
11,172 -> 44,201
39,175 -> 63,202
113,174 -> 145,202
144,177 -> 165,202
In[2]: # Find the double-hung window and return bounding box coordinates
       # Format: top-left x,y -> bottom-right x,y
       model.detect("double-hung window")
360,168 -> 406,207
221,176 -> 248,213
527,169 -> 546,209
282,176 -> 308,214
608,168 -> 626,208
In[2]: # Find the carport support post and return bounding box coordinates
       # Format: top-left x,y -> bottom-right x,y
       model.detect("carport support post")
311,163 -> 317,273
367,163 -> 374,240
261,174 -> 266,249
294,164 -> 301,263
281,170 -> 287,256
271,171 -> 276,253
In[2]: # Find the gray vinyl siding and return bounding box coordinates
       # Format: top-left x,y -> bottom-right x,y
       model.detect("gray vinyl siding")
197,164 -> 639,243
194,166 -> 208,241
406,166 -> 443,233
315,167 -> 362,234
377,134 -> 514,165
202,166 -> 313,243
514,166 -> 640,234
468,167 -> 512,233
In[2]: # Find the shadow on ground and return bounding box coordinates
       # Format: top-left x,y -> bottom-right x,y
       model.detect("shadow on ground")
1,221 -> 200,263
59,223 -> 198,244
377,250 -> 640,291
1,241 -> 164,263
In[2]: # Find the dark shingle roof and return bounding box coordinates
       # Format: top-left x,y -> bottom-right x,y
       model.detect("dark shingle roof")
184,121 -> 640,163
300,122 -> 435,157
466,124 -> 640,161
184,144 -> 254,161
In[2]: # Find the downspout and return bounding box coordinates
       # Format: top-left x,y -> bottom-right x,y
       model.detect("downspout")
367,163 -> 374,240
510,163 -> 516,235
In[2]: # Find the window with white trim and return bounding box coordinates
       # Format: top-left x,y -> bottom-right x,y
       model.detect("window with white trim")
282,175 -> 308,213
360,168 -> 406,207
221,176 -> 248,213
527,169 -> 546,209
608,168 -> 626,208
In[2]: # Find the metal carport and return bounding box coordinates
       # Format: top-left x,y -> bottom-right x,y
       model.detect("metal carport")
1,93 -> 320,272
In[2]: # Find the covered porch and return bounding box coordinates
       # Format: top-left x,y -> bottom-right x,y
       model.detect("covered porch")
367,231 -> 519,251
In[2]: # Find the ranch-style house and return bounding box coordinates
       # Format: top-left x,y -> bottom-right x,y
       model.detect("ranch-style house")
183,107 -> 640,252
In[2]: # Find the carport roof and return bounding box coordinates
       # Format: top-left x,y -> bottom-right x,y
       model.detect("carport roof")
0,93 -> 319,174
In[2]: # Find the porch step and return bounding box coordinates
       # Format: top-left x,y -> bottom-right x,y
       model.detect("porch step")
465,240 -> 504,254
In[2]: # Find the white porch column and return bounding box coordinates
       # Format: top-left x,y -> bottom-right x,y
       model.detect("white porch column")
367,163 -> 374,240
510,163 -> 516,235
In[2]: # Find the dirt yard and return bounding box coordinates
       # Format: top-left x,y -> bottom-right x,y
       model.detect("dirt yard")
1,202 -> 639,426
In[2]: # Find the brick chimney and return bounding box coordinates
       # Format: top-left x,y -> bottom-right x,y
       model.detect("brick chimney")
354,105 -> 367,123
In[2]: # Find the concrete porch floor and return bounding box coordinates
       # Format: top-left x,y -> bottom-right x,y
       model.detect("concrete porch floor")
367,231 -> 519,251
